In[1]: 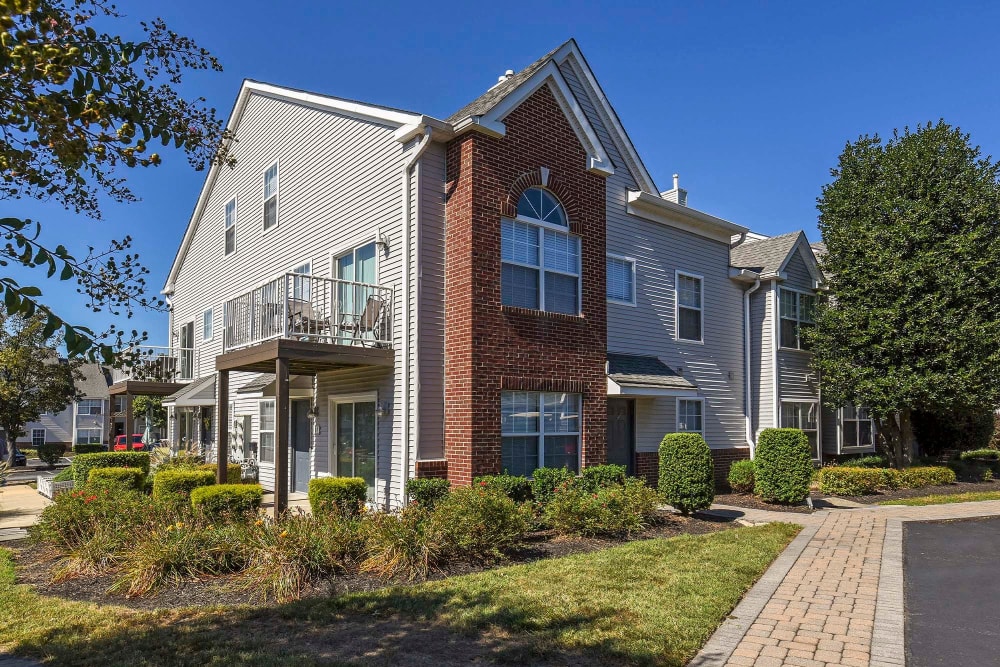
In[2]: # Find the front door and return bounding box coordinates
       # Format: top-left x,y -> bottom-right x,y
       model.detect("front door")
607,398 -> 635,475
333,399 -> 377,501
291,400 -> 311,494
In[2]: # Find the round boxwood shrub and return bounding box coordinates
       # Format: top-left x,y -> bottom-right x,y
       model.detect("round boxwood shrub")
406,477 -> 451,508
818,466 -> 899,496
86,466 -> 146,493
658,432 -> 714,514
197,463 -> 243,484
727,459 -> 755,493
473,474 -> 533,503
530,467 -> 576,505
897,466 -> 956,489
308,477 -> 367,516
72,451 -> 150,489
191,483 -> 264,516
754,428 -> 813,504
72,443 -> 106,455
37,443 -> 66,467
152,468 -> 215,501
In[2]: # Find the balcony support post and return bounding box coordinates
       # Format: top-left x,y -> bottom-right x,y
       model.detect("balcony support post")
274,356 -> 290,514
217,370 -> 229,484
124,392 -> 134,450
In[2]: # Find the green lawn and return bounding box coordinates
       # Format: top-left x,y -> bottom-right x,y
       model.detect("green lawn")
879,491 -> 1000,506
0,523 -> 798,666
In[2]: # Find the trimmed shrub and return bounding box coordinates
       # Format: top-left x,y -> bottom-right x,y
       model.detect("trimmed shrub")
87,467 -> 146,493
37,443 -> 66,467
839,454 -> 889,469
530,467 -> 576,505
428,487 -> 530,563
658,432 -> 714,514
818,467 -> 899,496
72,443 -> 105,455
579,464 -> 627,492
52,466 -> 74,482
897,466 -> 956,489
753,428 -> 813,504
191,484 -> 264,516
473,474 -> 533,503
152,469 -> 215,502
727,459 -> 755,493
308,477 -> 367,516
959,448 -> 1000,461
197,463 -> 243,484
72,452 -> 150,489
544,477 -> 659,537
405,477 -> 451,509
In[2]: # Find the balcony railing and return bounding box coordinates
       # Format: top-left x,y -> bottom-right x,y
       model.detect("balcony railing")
110,346 -> 201,384
223,274 -> 394,352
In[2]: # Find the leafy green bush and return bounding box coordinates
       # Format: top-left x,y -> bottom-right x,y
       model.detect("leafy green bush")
360,505 -> 437,581
152,469 -> 215,502
753,429 -> 813,504
52,466 -> 74,482
72,452 -> 150,489
544,478 -> 659,537
428,487 -> 530,563
473,474 -> 533,503
897,466 -> 956,489
191,484 -> 263,516
308,477 -> 367,516
658,432 -> 714,513
36,443 -> 65,467
154,452 -> 205,471
19,448 -> 38,459
72,443 -> 105,455
405,477 -> 451,508
530,467 -> 576,505
197,463 -> 243,484
727,459 -> 755,493
959,448 -> 1000,461
579,464 -> 627,492
87,467 -> 146,493
818,467 -> 899,496
839,454 -> 889,468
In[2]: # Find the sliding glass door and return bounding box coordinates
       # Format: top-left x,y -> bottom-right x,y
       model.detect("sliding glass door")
333,399 -> 376,500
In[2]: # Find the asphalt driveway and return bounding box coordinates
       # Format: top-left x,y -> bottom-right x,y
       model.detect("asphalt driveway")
904,516 -> 1000,666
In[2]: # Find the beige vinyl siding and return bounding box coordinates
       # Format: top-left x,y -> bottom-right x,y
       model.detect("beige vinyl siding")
749,287 -> 773,433
18,410 -> 73,445
777,350 -> 818,401
783,250 -> 815,289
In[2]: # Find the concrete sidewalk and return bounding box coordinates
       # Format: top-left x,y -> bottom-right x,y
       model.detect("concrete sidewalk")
0,485 -> 50,532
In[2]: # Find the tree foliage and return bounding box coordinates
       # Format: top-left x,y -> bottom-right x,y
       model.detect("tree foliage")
811,121 -> 1000,466
0,0 -> 232,362
0,306 -> 82,463
132,393 -> 164,428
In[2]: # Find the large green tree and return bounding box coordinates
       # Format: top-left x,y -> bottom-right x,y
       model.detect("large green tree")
0,307 -> 82,463
0,0 -> 232,363
812,121 -> 1000,467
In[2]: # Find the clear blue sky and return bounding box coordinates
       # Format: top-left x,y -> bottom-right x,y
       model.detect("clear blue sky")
10,0 -> 1000,346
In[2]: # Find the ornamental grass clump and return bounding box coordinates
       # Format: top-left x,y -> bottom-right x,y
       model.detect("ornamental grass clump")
658,432 -> 714,513
359,505 -> 438,582
753,428 -> 813,504
544,477 -> 659,537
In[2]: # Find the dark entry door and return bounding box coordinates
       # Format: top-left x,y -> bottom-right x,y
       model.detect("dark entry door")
291,400 -> 311,494
607,398 -> 634,474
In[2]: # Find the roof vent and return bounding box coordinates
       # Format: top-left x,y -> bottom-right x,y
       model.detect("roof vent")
496,68 -> 515,84
660,173 -> 688,207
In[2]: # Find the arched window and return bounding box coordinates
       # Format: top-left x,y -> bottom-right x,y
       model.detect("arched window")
501,187 -> 580,315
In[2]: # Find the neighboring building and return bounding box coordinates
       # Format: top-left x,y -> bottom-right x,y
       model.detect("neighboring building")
143,39 -> 871,510
12,363 -> 111,450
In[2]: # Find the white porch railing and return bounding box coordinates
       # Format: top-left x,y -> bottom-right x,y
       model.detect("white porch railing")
222,274 -> 394,352
110,346 -> 201,383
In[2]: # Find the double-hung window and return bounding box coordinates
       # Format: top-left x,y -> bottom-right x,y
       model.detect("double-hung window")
677,398 -> 704,435
78,399 -> 103,416
31,429 -> 45,447
842,404 -> 875,449
501,391 -> 581,477
263,163 -> 278,231
76,429 -> 102,445
779,289 -> 816,349
501,188 -> 580,315
607,254 -> 635,305
258,400 -> 275,464
676,271 -> 703,342
291,262 -> 311,302
224,198 -> 236,255
202,309 -> 213,342
780,401 -> 819,459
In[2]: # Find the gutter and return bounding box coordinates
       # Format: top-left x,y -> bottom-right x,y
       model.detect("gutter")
400,126 -> 433,506
742,275 -> 762,455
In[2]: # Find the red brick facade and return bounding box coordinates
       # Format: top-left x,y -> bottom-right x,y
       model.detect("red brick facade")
635,448 -> 752,490
414,459 -> 448,479
443,84 -> 608,486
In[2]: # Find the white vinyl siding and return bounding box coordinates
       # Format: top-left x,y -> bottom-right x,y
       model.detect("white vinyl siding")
607,254 -> 635,305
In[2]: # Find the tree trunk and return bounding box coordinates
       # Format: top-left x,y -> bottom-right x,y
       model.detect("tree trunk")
877,414 -> 906,469
899,408 -> 916,467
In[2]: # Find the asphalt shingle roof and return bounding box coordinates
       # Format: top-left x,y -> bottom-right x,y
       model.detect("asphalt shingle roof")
76,363 -> 110,399
607,353 -> 696,390
164,375 -> 216,402
729,231 -> 805,274
236,374 -> 274,394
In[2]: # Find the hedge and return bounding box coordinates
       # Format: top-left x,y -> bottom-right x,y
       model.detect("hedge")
37,443 -> 66,466
72,443 -> 106,455
72,452 -> 150,489
191,484 -> 263,516
959,448 -> 1000,461
579,464 -> 627,492
308,477 -> 367,516
727,459 -> 755,493
839,454 -> 889,468
474,474 -> 533,503
530,467 -> 576,505
152,468 -> 215,501
197,463 -> 243,484
87,467 -> 146,492
658,432 -> 714,514
897,466 -> 956,489
754,428 -> 813,504
406,477 -> 451,508
818,467 -> 898,496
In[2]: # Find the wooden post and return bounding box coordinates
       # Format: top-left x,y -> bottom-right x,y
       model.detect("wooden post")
124,392 -> 134,450
274,357 -> 290,513
217,370 -> 229,483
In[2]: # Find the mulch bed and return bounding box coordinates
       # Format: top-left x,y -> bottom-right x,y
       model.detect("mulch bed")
7,510 -> 731,611
713,493 -> 815,514
828,479 -> 1000,505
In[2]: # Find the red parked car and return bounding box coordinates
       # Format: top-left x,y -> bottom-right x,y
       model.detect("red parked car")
113,434 -> 146,451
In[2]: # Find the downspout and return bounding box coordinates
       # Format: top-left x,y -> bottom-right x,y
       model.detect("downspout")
743,278 -> 761,457
401,126 -> 433,505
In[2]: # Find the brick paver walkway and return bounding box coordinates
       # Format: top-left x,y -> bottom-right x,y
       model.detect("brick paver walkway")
691,500 -> 1000,667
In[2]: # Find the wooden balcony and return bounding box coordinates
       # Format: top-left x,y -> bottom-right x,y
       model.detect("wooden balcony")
109,346 -> 201,397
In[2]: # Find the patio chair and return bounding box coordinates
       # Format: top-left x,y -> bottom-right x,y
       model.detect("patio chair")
339,294 -> 386,347
288,298 -> 331,340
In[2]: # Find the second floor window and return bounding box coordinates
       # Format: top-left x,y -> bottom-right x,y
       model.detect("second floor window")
263,163 -> 278,231
224,198 -> 236,255
842,404 -> 875,448
203,309 -> 213,342
78,399 -> 103,416
780,289 -> 816,350
676,272 -> 703,342
607,254 -> 635,305
501,188 -> 580,315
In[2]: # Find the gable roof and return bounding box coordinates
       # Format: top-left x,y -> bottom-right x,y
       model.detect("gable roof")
607,353 -> 695,390
730,230 -> 824,285
76,363 -> 110,399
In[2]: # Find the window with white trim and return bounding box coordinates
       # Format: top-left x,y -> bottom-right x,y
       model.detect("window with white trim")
76,429 -> 102,445
780,401 -> 819,459
676,272 -> 703,342
258,400 -> 275,464
31,429 -> 45,447
263,163 -> 278,231
202,309 -> 213,342
842,404 -> 875,449
501,188 -> 580,315
607,254 -> 635,304
779,289 -> 816,350
501,391 -> 580,477
78,399 -> 103,415
224,197 -> 236,255
677,399 -> 704,434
